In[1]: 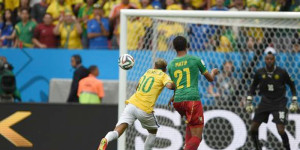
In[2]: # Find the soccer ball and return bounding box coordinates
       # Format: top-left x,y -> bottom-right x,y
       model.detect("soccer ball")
118,54 -> 135,70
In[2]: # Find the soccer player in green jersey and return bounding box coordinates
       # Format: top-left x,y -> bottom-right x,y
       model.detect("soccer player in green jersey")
168,36 -> 219,150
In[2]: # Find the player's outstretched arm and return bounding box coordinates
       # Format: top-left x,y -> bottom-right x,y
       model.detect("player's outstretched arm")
203,68 -> 219,82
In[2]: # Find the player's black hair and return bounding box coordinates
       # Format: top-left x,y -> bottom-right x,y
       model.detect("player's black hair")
72,54 -> 82,65
88,65 -> 98,73
173,36 -> 187,51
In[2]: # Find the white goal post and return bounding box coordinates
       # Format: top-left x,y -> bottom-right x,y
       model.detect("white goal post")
119,10 -> 300,150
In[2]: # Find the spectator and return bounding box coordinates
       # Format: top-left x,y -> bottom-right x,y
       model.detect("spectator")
87,4 -> 109,49
33,13 -> 58,48
0,10 -> 14,48
156,22 -> 184,51
127,17 -> 145,50
67,54 -> 89,103
14,8 -> 37,48
229,0 -> 246,11
109,0 -> 137,48
152,0 -> 162,9
78,0 -> 95,48
293,3 -> 300,11
0,2 -> 3,16
53,11 -> 83,49
259,0 -> 291,11
4,0 -> 19,11
210,0 -> 228,10
216,26 -> 236,52
98,0 -> 120,18
182,0 -> 194,10
78,65 -> 105,104
248,3 -> 259,11
208,0 -> 234,9
139,0 -> 154,9
31,0 -> 48,23
46,0 -> 73,24
166,0 -> 182,10
188,0 -> 207,10
15,0 -> 31,23
66,0 -> 84,13
208,61 -> 239,106
0,56 -> 14,71
0,59 -> 21,102
292,39 -> 299,52
277,0 -> 292,11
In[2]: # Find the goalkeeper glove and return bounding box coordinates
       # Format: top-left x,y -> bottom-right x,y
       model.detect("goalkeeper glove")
246,96 -> 254,113
289,96 -> 298,112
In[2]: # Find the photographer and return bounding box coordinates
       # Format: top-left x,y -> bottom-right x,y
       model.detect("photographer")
0,59 -> 21,102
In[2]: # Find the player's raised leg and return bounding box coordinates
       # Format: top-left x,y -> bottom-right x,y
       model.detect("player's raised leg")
98,123 -> 128,150
98,104 -> 137,150
144,129 -> 157,150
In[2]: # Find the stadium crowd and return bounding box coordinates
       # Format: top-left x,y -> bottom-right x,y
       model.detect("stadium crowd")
0,0 -> 299,50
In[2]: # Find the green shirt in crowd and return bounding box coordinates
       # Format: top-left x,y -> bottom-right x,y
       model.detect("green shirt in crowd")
78,4 -> 94,38
15,21 -> 37,48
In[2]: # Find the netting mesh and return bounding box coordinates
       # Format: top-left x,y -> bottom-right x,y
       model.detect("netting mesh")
123,13 -> 300,150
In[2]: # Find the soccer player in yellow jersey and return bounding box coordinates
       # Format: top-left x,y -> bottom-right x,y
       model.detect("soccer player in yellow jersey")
98,59 -> 175,150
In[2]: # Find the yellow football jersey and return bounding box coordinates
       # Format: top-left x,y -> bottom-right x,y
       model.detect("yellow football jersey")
127,69 -> 172,114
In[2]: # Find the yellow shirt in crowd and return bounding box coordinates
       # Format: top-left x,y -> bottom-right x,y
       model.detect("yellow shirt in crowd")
166,4 -> 182,10
217,36 -> 233,52
127,19 -> 145,50
191,0 -> 204,9
59,23 -> 82,49
127,69 -> 173,114
98,0 -> 138,18
157,22 -> 184,51
4,0 -> 19,10
47,0 -> 83,5
46,1 -> 73,24
247,27 -> 264,42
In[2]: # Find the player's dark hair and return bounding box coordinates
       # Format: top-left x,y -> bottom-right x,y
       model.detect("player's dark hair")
88,65 -> 98,73
72,54 -> 82,65
173,36 -> 187,51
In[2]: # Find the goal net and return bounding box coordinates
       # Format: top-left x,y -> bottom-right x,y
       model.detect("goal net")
119,10 -> 300,150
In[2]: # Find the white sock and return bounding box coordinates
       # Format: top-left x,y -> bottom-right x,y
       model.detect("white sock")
144,133 -> 156,150
104,131 -> 119,143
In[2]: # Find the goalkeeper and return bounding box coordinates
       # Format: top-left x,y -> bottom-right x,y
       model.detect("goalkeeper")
246,50 -> 298,150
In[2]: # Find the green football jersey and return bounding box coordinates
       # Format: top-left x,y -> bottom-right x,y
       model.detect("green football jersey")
15,21 -> 37,48
167,55 -> 207,102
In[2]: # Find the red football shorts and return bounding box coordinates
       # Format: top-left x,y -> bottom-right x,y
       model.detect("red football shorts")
173,101 -> 204,128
